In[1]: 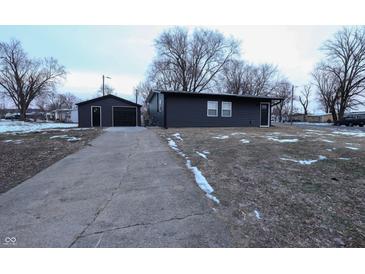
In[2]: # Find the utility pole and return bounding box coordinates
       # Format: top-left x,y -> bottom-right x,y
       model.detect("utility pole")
102,75 -> 111,96
135,89 -> 138,104
290,85 -> 294,125
102,75 -> 105,96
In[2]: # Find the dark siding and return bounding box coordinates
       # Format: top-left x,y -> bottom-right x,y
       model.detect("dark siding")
165,93 -> 271,127
78,97 -> 141,127
147,93 -> 165,126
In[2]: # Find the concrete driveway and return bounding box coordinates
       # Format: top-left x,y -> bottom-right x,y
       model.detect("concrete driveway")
0,127 -> 231,247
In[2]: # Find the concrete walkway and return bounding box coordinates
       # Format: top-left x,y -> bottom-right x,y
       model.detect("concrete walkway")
0,127 -> 231,247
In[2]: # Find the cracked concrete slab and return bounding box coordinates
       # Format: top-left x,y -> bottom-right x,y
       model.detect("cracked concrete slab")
73,213 -> 230,248
0,127 -> 231,247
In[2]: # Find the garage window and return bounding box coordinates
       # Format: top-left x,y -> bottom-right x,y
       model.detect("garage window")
207,101 -> 218,117
221,101 -> 232,117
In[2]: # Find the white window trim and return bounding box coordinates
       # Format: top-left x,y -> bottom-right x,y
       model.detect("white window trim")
221,101 -> 232,117
90,106 -> 102,127
207,101 -> 218,117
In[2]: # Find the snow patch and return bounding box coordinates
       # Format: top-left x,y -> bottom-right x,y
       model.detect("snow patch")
202,150 -> 210,155
267,137 -> 298,143
206,194 -> 220,204
332,130 -> 365,138
338,157 -> 351,160
212,135 -> 229,140
172,133 -> 183,141
50,135 -> 81,142
166,138 -> 219,204
167,138 -> 177,149
294,122 -> 333,126
231,132 -> 246,136
280,155 -> 327,165
186,159 -> 220,203
50,135 -> 69,139
67,137 -> 81,142
240,139 -> 250,144
254,210 -> 262,220
196,151 -> 208,159
304,129 -> 326,133
0,120 -> 77,133
2,139 -> 23,144
320,139 -> 334,143
346,146 -> 359,150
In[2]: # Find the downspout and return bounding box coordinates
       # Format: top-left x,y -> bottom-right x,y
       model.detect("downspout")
164,94 -> 168,129
269,101 -> 272,127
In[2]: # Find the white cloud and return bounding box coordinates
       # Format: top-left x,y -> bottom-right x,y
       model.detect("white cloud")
59,70 -> 142,101
215,26 -> 341,85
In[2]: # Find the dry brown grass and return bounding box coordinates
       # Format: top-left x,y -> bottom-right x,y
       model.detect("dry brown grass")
0,128 -> 101,193
153,125 -> 365,247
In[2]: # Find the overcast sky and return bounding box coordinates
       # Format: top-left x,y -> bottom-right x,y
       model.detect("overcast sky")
0,25 -> 342,112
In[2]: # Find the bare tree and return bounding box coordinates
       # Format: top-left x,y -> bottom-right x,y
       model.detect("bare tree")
320,27 -> 365,120
35,95 -> 49,112
220,59 -> 246,94
220,61 -> 279,96
271,80 -> 292,122
149,27 -> 240,93
97,84 -> 114,96
0,40 -> 66,120
135,80 -> 152,105
57,92 -> 78,109
41,91 -> 79,111
242,64 -> 279,96
298,85 -> 311,118
312,64 -> 339,119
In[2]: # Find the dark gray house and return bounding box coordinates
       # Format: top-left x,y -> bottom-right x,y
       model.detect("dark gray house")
146,90 -> 282,128
76,95 -> 141,127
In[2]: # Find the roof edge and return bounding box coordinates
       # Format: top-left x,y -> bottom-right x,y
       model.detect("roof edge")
76,94 -> 141,107
149,89 -> 283,101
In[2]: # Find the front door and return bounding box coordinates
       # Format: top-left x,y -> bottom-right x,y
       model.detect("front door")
260,103 -> 270,127
92,106 -> 101,127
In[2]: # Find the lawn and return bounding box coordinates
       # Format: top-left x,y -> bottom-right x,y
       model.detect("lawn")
154,125 -> 365,247
0,127 -> 101,193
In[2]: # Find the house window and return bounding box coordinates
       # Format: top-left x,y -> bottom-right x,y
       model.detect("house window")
207,101 -> 218,117
221,101 -> 232,117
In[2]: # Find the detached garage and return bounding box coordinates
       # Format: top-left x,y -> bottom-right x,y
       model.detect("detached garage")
76,94 -> 141,127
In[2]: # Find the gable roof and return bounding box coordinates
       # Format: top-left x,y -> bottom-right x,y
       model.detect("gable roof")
146,90 -> 283,102
76,94 -> 141,107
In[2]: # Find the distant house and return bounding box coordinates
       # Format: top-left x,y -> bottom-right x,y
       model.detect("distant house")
145,90 -> 282,128
70,109 -> 78,123
76,94 -> 141,127
306,113 -> 333,123
291,113 -> 306,122
46,109 -> 77,123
